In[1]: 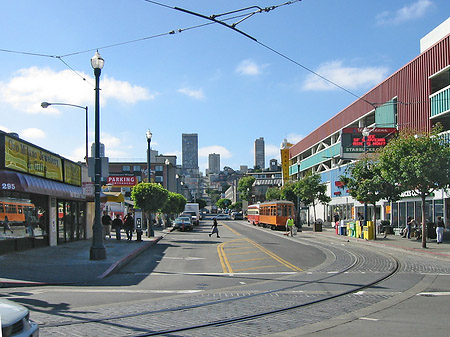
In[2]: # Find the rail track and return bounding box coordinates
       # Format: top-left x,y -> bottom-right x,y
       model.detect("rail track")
36,237 -> 401,337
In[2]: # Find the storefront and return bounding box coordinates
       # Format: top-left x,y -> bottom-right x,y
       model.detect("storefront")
0,132 -> 86,254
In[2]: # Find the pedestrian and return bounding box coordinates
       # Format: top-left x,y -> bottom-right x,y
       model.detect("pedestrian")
123,213 -> 134,240
209,218 -> 220,238
286,216 -> 294,237
3,216 -> 13,234
102,211 -> 112,238
112,214 -> 123,240
404,216 -> 414,239
436,216 -> 445,244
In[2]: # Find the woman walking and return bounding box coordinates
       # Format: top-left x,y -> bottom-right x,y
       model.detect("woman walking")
209,218 -> 220,238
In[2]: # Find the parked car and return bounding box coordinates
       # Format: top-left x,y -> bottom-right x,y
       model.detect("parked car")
214,214 -> 231,220
173,216 -> 193,231
0,298 -> 39,337
231,212 -> 244,220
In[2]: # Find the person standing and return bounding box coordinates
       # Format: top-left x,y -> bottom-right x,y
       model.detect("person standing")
209,218 -> 220,238
3,216 -> 13,234
404,216 -> 414,239
101,211 -> 112,238
436,216 -> 445,244
286,216 -> 294,237
123,213 -> 134,241
112,214 -> 123,240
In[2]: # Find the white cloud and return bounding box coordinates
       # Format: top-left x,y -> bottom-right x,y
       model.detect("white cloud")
21,128 -> 46,140
302,60 -> 389,91
177,87 -> 205,100
0,67 -> 154,115
198,145 -> 232,159
266,144 -> 281,158
0,125 -> 12,133
376,0 -> 433,25
287,133 -> 304,144
235,59 -> 267,76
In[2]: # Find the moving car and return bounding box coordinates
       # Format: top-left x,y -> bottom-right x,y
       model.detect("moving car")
214,214 -> 230,221
0,298 -> 39,337
173,216 -> 193,231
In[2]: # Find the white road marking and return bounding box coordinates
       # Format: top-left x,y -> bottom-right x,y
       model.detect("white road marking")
418,292 -> 450,296
359,317 -> 379,321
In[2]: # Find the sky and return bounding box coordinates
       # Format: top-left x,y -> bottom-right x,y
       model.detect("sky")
0,0 -> 449,174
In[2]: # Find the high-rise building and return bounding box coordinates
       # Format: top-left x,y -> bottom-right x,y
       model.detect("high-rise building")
254,137 -> 265,169
208,153 -> 220,174
182,133 -> 198,170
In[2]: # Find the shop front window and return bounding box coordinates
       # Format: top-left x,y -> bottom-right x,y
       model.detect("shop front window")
0,192 -> 49,247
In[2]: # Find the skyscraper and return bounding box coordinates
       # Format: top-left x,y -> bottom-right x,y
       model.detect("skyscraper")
182,133 -> 198,170
208,153 -> 220,174
254,137 -> 265,169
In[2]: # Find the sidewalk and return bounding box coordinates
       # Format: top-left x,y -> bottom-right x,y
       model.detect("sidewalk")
0,226 -> 172,287
299,224 -> 450,258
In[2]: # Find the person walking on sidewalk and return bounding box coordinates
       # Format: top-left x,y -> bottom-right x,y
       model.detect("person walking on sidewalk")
209,218 -> 220,238
286,216 -> 294,237
112,214 -> 123,240
3,216 -> 13,234
102,211 -> 112,238
436,216 -> 445,244
123,213 -> 134,241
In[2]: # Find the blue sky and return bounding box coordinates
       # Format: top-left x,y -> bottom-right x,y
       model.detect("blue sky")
1,0 -> 449,173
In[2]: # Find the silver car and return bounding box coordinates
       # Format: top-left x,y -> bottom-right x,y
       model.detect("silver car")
0,299 -> 39,337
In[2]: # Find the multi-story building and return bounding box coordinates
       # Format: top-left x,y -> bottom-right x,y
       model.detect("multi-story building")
288,18 -> 450,227
182,133 -> 198,171
254,137 -> 265,169
208,153 -> 220,175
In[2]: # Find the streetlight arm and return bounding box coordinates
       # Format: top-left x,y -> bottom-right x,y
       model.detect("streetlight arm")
41,102 -> 87,111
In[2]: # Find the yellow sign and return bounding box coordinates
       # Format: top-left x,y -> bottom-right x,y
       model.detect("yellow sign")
64,160 -> 81,186
5,135 -> 63,181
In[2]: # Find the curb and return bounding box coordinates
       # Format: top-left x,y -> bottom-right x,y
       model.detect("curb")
98,236 -> 163,279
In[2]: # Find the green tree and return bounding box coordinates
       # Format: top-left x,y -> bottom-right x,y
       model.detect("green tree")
206,188 -> 221,205
340,155 -> 402,235
161,192 -> 187,223
231,201 -> 243,211
295,174 -> 331,223
281,181 -> 298,206
197,199 -> 207,210
378,126 -> 450,248
237,176 -> 255,201
132,183 -> 169,231
266,187 -> 281,201
216,198 -> 232,210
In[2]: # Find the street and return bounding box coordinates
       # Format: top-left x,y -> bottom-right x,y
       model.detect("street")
1,219 -> 450,336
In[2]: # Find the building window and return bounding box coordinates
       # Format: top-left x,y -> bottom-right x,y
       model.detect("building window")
155,165 -> 163,172
133,165 -> 141,172
430,66 -> 450,95
155,176 -> 163,183
122,165 -> 130,172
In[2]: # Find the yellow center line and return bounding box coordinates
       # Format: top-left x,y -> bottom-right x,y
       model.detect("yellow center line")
221,222 -> 241,236
231,257 -> 271,263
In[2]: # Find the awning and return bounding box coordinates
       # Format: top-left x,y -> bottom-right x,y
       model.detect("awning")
0,170 -> 85,199
100,191 -> 124,203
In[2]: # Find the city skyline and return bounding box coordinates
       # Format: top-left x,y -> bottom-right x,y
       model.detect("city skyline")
0,1 -> 449,173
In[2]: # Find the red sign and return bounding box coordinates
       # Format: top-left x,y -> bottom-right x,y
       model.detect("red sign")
107,176 -> 137,186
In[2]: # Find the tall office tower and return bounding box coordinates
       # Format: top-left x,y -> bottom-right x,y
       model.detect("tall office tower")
208,153 -> 220,174
182,133 -> 199,170
254,137 -> 265,169
90,142 -> 105,157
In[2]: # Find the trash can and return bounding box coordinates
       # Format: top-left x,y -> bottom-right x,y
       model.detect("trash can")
314,219 -> 323,232
427,223 -> 436,239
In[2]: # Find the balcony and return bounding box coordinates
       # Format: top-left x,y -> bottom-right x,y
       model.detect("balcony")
430,86 -> 450,118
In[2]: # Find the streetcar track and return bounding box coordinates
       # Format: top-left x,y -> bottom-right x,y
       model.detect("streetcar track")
37,237 -> 401,337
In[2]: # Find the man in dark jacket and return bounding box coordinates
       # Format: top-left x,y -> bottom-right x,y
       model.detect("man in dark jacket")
112,214 -> 123,240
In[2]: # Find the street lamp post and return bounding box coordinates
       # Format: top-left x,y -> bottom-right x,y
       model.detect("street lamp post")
41,102 -> 88,165
146,129 -> 154,237
165,159 -> 170,191
90,51 -> 106,260
361,126 -> 372,232
146,130 -> 152,183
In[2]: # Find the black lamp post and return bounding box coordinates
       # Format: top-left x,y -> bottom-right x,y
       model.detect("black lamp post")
41,102 -> 88,166
362,126 -> 370,229
146,129 -> 152,182
146,129 -> 154,237
90,50 -> 106,260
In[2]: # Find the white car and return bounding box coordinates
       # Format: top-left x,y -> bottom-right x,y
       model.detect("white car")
214,214 -> 231,220
0,298 -> 39,336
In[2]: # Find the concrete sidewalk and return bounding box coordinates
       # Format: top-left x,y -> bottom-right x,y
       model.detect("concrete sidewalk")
0,227 -> 172,287
299,224 -> 450,258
